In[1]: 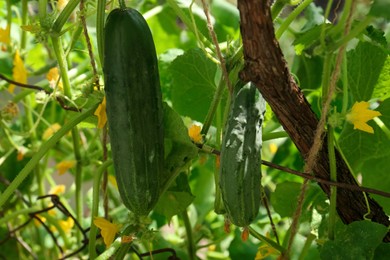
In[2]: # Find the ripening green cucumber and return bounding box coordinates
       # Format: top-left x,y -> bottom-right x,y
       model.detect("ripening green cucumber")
219,81 -> 266,227
103,7 -> 164,217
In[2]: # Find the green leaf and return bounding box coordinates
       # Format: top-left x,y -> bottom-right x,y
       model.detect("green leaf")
292,54 -> 323,90
374,243 -> 390,260
320,220 -> 388,260
339,98 -> 390,171
161,103 -> 198,191
369,0 -> 390,19
271,182 -> 327,219
155,172 -> 195,221
211,0 -> 239,31
0,228 -> 18,259
347,42 -> 387,101
169,48 -> 218,122
372,56 -> 390,100
292,24 -> 332,55
365,26 -> 388,47
339,99 -> 390,214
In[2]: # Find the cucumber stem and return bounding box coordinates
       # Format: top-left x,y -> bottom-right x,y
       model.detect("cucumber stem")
119,0 -> 126,9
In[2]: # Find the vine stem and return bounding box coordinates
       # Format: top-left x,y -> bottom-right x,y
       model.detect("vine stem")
285,1 -> 357,256
95,240 -> 122,260
119,0 -> 126,9
201,79 -> 226,136
96,0 -> 106,65
0,105 -> 98,208
89,160 -> 113,259
181,209 -> 196,260
248,227 -> 286,254
200,0 -> 233,95
275,0 -> 314,39
52,0 -> 81,34
51,35 -> 84,243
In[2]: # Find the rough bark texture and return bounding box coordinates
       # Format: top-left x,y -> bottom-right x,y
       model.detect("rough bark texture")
237,0 -> 390,241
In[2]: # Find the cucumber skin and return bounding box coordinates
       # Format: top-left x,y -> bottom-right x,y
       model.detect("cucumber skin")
219,82 -> 265,227
103,8 -> 164,217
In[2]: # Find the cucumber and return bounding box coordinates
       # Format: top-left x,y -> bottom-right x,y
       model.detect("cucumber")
219,81 -> 265,227
103,7 -> 164,217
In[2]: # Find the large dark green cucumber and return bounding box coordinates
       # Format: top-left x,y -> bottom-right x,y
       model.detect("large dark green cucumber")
104,8 -> 164,217
219,81 -> 265,227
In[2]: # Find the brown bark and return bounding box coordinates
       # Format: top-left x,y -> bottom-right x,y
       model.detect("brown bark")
237,0 -> 390,241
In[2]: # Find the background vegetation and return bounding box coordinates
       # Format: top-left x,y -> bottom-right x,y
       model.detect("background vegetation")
0,0 -> 389,259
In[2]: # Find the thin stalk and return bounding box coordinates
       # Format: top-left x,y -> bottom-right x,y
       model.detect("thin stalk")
0,207 -> 39,226
329,16 -> 373,52
95,240 -> 122,260
341,54 -> 349,114
271,0 -> 287,20
275,0 -> 314,39
332,0 -> 352,35
213,99 -> 224,214
166,0 -> 211,47
52,0 -> 81,34
114,225 -> 139,260
298,233 -> 316,260
51,35 -> 84,243
263,131 -> 289,141
89,159 -> 113,259
248,227 -> 286,255
201,79 -> 226,136
119,0 -> 126,9
0,105 -> 98,208
38,0 -> 47,24
327,126 -> 337,240
321,53 -> 333,103
320,0 -> 333,49
96,0 -> 106,65
21,0 -> 28,49
182,210 -> 196,260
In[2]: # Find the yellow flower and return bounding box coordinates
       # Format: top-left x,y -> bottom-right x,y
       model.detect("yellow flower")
93,217 -> 121,247
255,244 -> 279,260
46,67 -> 63,91
188,124 -> 202,143
57,0 -> 69,11
48,184 -> 66,195
33,215 -> 46,226
108,175 -> 118,189
51,217 -> 74,234
10,50 -> 27,93
94,97 -> 107,128
42,123 -> 62,140
56,160 -> 76,175
346,101 -> 382,134
269,143 -> 278,154
0,25 -> 10,45
59,217 -> 74,234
